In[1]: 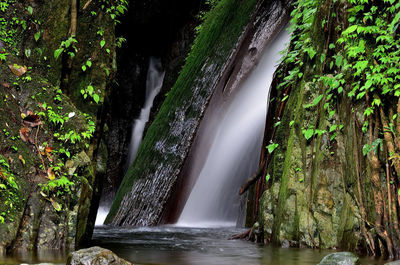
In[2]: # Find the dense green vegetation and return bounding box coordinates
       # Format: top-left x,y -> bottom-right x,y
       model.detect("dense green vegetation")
0,0 -> 126,251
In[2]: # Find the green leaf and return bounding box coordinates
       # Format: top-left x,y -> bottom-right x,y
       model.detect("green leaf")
93,94 -> 100,104
330,132 -> 337,141
343,24 -> 357,36
364,79 -> 372,89
305,47 -> 317,60
335,55 -> 343,68
25,49 -> 31,58
304,94 -> 323,109
315,129 -> 326,136
86,60 -> 92,67
266,143 -> 279,154
34,31 -> 40,42
54,48 -> 63,59
27,6 -> 33,15
117,5 -> 125,14
100,40 -> 105,48
265,174 -> 270,183
329,124 -> 337,133
353,60 -> 368,72
362,144 -> 370,156
82,65 -> 87,72
303,128 -> 314,140
320,53 -> 326,63
87,85 -> 94,94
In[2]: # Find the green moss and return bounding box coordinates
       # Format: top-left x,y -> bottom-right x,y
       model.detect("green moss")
271,79 -> 306,244
106,0 -> 258,223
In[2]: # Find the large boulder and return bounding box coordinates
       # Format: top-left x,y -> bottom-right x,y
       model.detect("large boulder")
67,247 -> 132,265
317,252 -> 359,265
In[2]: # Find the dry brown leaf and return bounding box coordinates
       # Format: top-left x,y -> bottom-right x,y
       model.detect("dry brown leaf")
8,64 -> 27,76
1,82 -> 9,88
19,126 -> 31,143
23,113 -> 42,127
45,146 -> 54,162
45,146 -> 53,153
18,155 -> 25,165
0,170 -> 6,180
47,167 -> 55,180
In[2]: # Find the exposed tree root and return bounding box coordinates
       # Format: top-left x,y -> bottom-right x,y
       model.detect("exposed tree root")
353,115 -> 376,255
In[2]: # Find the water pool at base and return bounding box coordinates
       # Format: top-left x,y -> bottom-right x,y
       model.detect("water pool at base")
92,226 -> 386,265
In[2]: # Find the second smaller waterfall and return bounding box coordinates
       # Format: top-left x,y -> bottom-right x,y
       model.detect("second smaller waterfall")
96,57 -> 164,226
125,57 -> 165,170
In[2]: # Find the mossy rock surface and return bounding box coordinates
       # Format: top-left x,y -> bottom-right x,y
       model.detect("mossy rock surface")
0,0 -> 115,254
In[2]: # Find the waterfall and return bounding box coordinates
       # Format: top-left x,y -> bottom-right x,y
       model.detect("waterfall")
177,27 -> 290,228
125,57 -> 165,171
95,57 -> 164,226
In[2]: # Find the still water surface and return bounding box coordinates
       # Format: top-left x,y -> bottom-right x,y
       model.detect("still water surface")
92,226 -> 386,265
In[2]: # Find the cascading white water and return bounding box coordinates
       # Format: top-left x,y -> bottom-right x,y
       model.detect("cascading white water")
95,57 -> 164,226
177,27 -> 290,228
125,57 -> 165,171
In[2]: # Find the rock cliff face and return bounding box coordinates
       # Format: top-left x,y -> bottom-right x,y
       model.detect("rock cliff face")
0,0 -> 116,254
256,0 -> 365,248
258,0 -> 400,256
106,0 -> 291,226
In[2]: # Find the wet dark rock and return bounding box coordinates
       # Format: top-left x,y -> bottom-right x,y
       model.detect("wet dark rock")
317,252 -> 359,265
67,247 -> 132,265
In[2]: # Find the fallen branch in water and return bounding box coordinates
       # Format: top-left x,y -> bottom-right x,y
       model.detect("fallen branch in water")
229,228 -> 254,241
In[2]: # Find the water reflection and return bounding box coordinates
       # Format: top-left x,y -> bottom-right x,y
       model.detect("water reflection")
0,226 -> 387,264
0,249 -> 65,265
92,226 -> 386,265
